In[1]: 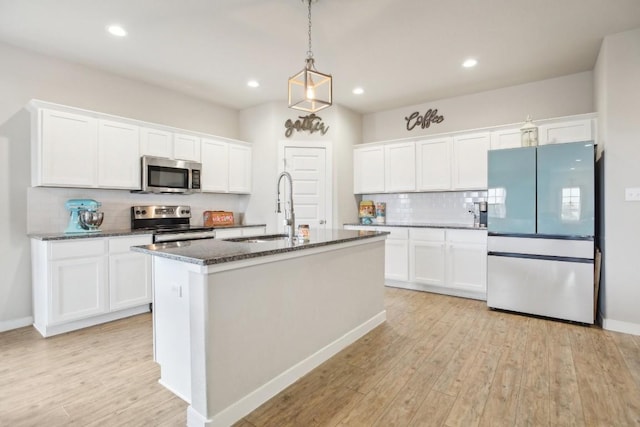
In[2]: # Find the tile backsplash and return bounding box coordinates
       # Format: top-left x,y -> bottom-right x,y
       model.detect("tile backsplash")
361,191 -> 488,225
27,187 -> 247,234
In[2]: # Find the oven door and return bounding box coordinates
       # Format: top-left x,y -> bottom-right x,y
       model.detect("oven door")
141,156 -> 201,194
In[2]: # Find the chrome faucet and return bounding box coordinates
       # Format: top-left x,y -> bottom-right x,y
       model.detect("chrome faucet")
276,171 -> 295,240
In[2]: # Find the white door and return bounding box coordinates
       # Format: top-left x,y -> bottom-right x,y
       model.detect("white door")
282,146 -> 329,232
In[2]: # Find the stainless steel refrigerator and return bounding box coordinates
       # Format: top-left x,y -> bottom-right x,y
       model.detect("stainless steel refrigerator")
486,141 -> 595,323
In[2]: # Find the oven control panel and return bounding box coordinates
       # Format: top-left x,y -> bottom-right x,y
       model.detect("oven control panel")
132,205 -> 191,219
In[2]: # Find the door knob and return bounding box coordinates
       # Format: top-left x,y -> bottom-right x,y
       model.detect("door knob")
319,220 -> 326,225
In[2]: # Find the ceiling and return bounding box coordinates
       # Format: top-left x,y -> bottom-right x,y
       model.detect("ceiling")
1,0 -> 640,114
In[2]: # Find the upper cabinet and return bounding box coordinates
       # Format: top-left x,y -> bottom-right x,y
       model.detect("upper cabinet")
354,145 -> 385,194
28,100 -> 251,193
452,132 -> 490,190
538,118 -> 593,145
385,142 -> 416,192
201,138 -> 251,194
416,137 -> 452,191
490,128 -> 522,150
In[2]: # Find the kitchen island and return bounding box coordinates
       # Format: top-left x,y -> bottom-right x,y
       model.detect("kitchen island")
132,229 -> 387,427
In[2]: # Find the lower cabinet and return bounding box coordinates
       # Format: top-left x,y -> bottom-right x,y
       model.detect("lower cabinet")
345,225 -> 487,300
31,234 -> 153,337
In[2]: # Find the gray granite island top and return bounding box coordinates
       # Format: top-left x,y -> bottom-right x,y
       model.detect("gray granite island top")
131,229 -> 387,266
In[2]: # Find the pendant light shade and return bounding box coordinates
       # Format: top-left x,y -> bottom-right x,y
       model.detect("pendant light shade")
288,0 -> 332,113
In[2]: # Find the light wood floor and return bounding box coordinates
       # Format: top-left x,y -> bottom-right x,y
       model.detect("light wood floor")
2,288 -> 640,426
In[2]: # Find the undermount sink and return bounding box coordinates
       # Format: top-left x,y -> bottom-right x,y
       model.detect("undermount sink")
226,234 -> 290,243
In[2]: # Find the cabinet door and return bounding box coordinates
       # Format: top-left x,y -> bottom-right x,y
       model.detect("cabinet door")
97,120 -> 140,189
416,137 -> 452,190
384,142 -> 416,192
201,138 -> 229,192
140,127 -> 173,158
50,256 -> 107,324
353,146 -> 385,193
109,252 -> 151,311
174,133 -> 201,162
385,239 -> 409,281
410,240 -> 446,286
452,132 -> 490,189
538,119 -> 593,145
490,128 -> 522,150
228,144 -> 252,193
40,109 -> 98,187
446,230 -> 487,294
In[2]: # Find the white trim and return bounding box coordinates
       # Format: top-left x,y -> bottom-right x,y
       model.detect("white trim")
0,316 -> 34,333
186,310 -> 387,427
33,305 -> 150,337
385,280 -> 487,301
600,315 -> 640,336
277,140 -> 334,231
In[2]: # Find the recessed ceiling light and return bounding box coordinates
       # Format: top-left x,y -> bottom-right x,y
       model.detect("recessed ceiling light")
247,80 -> 260,88
462,58 -> 478,68
353,87 -> 364,95
107,25 -> 127,37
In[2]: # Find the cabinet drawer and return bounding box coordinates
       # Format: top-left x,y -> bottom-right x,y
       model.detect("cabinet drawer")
410,228 -> 445,241
109,235 -> 153,254
50,239 -> 106,260
377,227 -> 409,240
447,229 -> 487,244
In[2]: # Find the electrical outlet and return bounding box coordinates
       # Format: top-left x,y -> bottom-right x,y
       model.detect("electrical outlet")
625,187 -> 640,201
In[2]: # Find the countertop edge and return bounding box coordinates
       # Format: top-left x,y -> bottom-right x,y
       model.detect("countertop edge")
343,223 -> 487,231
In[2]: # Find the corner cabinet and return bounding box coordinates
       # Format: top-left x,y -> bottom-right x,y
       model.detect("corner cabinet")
344,225 -> 409,281
353,145 -> 385,194
201,139 -> 252,194
31,234 -> 153,337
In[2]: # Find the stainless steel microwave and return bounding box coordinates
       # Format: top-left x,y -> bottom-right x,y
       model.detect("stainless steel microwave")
139,155 -> 201,194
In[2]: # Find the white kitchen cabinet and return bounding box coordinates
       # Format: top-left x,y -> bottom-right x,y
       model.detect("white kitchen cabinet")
214,226 -> 267,239
109,235 -> 152,311
228,143 -> 252,193
344,225 -> 409,281
35,109 -> 98,187
140,127 -> 173,158
410,228 -> 446,286
446,230 -> 487,294
384,142 -> 416,192
201,138 -> 229,192
353,145 -> 385,194
452,132 -> 490,189
490,128 -> 522,150
538,119 -> 593,145
173,133 -> 201,162
416,137 -> 452,191
97,120 -> 140,189
31,234 -> 153,337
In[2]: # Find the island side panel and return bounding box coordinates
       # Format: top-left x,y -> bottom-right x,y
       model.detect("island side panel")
191,239 -> 385,425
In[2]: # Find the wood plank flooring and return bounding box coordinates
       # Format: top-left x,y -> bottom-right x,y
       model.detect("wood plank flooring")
2,287 -> 639,426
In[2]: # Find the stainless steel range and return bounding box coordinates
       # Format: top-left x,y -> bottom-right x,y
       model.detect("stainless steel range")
131,205 -> 216,243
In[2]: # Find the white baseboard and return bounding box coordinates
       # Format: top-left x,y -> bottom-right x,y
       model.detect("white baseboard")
0,316 -> 33,333
187,310 -> 387,427
385,280 -> 487,301
600,314 -> 640,336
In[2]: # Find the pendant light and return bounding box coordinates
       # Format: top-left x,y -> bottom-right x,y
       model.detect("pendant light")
288,0 -> 332,113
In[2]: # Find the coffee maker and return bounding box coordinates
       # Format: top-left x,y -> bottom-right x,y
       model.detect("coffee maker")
65,199 -> 103,233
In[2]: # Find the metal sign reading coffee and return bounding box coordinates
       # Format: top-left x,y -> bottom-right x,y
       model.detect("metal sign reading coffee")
284,113 -> 329,137
405,109 -> 444,131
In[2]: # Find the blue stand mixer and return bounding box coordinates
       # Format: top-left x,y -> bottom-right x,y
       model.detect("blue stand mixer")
65,199 -> 103,233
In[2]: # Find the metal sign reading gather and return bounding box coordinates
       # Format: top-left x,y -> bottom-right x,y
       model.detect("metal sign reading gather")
284,114 -> 330,138
405,109 -> 444,131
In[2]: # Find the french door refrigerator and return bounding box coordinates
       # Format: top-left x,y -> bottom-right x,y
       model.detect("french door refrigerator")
486,141 -> 595,323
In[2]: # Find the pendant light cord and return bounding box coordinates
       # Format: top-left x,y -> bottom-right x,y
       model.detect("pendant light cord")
307,0 -> 313,59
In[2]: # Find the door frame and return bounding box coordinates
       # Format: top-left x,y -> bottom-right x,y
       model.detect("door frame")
277,140 -> 334,231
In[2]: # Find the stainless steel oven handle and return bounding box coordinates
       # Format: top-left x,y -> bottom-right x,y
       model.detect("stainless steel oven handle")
154,230 -> 216,243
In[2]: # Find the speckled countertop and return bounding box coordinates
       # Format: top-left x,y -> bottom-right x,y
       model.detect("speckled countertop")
28,224 -> 267,241
131,229 -> 387,266
343,222 -> 487,230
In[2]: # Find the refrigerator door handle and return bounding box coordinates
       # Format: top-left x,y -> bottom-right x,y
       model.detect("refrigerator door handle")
488,251 -> 593,264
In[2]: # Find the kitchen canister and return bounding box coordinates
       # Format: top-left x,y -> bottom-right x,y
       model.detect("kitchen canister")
375,202 -> 386,224
297,224 -> 310,241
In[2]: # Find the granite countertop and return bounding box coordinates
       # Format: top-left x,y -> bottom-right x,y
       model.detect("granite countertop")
29,223 -> 267,241
131,229 -> 388,266
343,222 -> 487,230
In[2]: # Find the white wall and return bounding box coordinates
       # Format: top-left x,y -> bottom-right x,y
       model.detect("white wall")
594,28 -> 640,335
362,71 -> 594,143
0,41 -> 243,330
240,102 -> 360,234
